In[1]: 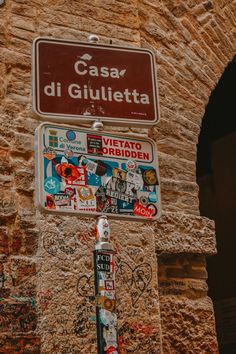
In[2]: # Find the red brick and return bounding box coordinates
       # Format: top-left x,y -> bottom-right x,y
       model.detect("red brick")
6,257 -> 36,298
0,300 -> 37,333
0,227 -> 9,255
9,228 -> 38,256
0,335 -> 40,353
10,230 -> 23,254
0,288 -> 10,299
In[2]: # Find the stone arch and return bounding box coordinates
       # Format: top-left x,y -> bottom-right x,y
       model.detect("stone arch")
197,56 -> 236,353
136,1 -> 236,352
138,0 -> 236,215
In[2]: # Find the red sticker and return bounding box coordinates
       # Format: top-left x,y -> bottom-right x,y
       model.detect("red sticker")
106,346 -> 118,354
134,202 -> 154,219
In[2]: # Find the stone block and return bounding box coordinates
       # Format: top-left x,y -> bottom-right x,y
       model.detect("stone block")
12,132 -> 34,154
12,3 -> 38,18
160,297 -> 218,353
158,278 -> 208,299
0,48 -> 30,69
0,190 -> 17,221
159,254 -> 206,267
166,267 -> 208,280
14,170 -> 34,193
160,179 -> 199,215
0,149 -> 12,176
5,257 -> 36,298
153,211 -> 216,255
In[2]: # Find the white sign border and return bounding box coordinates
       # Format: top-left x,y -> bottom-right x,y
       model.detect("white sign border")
35,122 -> 162,221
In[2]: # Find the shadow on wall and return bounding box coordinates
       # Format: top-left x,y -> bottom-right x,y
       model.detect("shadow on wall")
197,58 -> 236,354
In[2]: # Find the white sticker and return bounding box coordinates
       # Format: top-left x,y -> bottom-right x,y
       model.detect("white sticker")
127,171 -> 143,190
86,160 -> 98,174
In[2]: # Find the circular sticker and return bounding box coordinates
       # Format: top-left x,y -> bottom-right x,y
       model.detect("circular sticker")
149,192 -> 157,203
56,163 -> 81,182
66,130 -> 76,141
44,177 -> 61,194
126,160 -> 136,171
104,298 -> 115,311
139,195 -> 148,206
147,203 -> 157,217
142,169 -> 159,186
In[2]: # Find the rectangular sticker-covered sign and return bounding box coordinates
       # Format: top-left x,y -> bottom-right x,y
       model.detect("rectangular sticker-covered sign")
35,123 -> 161,221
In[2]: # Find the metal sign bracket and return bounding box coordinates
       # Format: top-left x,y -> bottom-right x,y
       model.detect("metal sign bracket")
91,119 -> 104,131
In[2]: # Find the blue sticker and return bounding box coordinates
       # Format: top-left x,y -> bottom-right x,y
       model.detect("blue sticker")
87,172 -> 101,186
149,191 -> 157,203
66,130 -> 76,141
44,177 -> 61,194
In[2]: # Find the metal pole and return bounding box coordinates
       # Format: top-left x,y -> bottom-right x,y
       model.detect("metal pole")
88,33 -> 118,352
93,215 -> 118,354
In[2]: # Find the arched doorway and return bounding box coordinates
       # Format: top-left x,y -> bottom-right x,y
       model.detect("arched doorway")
197,58 -> 236,354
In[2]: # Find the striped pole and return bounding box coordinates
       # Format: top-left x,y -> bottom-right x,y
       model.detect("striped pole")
93,215 -> 118,354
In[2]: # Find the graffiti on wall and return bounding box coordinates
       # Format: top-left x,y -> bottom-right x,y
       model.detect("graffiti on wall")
77,274 -> 94,299
74,298 -> 96,335
117,259 -> 153,307
39,216 -> 157,351
76,273 -> 96,337
42,224 -> 96,259
43,231 -> 78,260
38,289 -> 53,311
118,321 -> 159,354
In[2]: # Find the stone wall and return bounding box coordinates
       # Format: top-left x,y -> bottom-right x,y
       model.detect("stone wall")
0,0 -> 235,353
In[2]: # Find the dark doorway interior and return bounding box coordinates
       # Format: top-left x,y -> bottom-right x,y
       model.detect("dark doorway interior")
197,59 -> 236,354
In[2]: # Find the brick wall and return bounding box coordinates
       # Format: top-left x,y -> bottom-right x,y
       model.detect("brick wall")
0,0 -> 235,353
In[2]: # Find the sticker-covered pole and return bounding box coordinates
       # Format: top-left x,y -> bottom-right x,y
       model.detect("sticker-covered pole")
93,216 -> 118,354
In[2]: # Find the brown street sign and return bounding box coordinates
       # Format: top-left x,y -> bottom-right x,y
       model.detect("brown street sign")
32,37 -> 160,127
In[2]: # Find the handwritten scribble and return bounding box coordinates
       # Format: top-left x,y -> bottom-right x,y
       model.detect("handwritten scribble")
117,261 -> 152,306
118,321 -> 158,354
74,299 -> 95,335
43,231 -> 78,260
77,274 -> 94,299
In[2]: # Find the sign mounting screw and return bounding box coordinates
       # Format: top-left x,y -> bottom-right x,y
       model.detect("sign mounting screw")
87,34 -> 100,44
92,120 -> 104,131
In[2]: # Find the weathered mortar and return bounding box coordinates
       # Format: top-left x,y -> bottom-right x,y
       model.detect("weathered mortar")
0,0 -> 235,352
